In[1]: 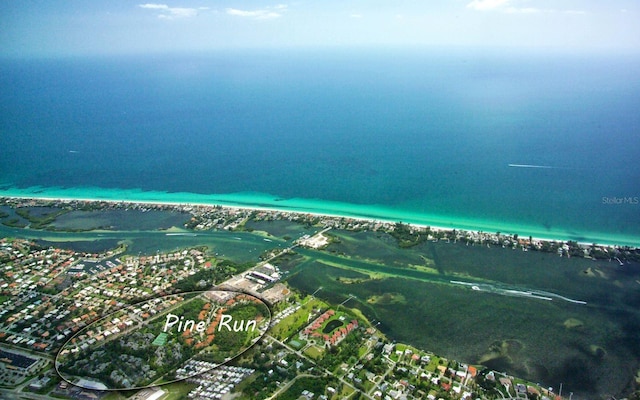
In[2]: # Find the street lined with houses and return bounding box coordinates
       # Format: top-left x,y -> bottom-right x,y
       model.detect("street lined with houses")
0,198 -> 612,399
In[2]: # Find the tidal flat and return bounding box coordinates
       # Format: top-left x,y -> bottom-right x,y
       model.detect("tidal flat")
0,208 -> 284,263
285,230 -> 640,398
1,207 -> 638,397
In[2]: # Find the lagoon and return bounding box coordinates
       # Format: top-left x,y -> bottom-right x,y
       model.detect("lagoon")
285,230 -> 640,398
1,50 -> 640,247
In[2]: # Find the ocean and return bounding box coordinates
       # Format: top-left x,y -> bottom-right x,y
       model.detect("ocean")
1,48 -> 639,246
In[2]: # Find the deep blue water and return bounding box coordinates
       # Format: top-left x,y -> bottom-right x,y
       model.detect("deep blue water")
1,49 -> 639,243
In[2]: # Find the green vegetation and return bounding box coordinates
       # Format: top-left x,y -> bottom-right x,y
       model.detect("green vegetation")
322,319 -> 344,334
159,380 -> 198,400
275,376 -> 335,400
563,318 -> 584,330
100,393 -> 127,400
316,327 -> 364,372
366,292 -> 407,305
152,332 -> 169,346
390,222 -> 430,248
58,293 -> 234,389
336,275 -> 372,284
173,260 -> 240,291
304,345 -> 323,359
2,218 -> 27,228
15,207 -> 71,229
270,297 -> 327,341
22,372 -> 61,395
211,303 -> 264,355
1,200 -> 637,399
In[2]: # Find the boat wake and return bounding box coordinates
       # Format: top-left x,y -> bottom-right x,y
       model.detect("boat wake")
450,280 -> 586,304
508,163 -> 555,169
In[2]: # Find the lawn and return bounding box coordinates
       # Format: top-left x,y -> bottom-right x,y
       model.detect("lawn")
337,384 -> 355,399
160,381 -> 197,400
304,345 -> 324,359
271,297 -> 327,341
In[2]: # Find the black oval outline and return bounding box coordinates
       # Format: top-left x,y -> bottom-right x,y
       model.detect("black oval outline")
54,289 -> 272,391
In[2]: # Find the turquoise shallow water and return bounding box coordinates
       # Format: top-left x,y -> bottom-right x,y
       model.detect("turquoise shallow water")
1,50 -> 639,246
1,185 -> 639,247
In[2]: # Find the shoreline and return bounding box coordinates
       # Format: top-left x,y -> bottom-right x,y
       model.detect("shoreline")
1,193 -> 638,251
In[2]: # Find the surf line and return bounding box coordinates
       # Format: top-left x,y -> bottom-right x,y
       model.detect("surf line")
508,164 -> 555,169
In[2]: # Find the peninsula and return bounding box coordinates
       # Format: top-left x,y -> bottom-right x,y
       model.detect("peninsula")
1,196 -> 640,399
1,196 -> 638,261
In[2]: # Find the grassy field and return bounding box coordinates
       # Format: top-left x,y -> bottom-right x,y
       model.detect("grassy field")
271,297 -> 327,341
160,381 -> 197,400
102,392 -> 127,400
304,345 -> 324,359
338,384 -> 355,399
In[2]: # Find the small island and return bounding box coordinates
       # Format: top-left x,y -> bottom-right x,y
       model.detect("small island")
1,195 -> 639,399
2,196 -> 638,261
